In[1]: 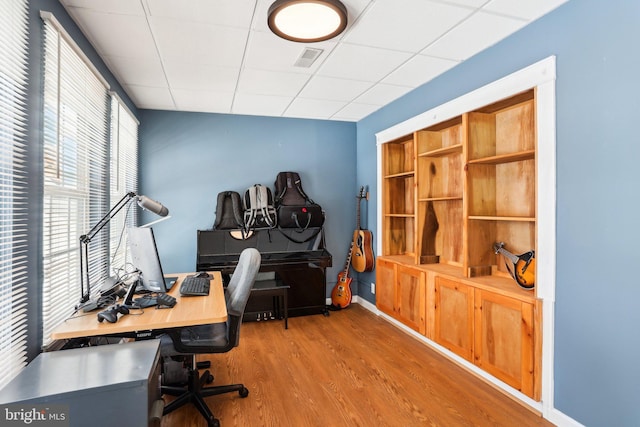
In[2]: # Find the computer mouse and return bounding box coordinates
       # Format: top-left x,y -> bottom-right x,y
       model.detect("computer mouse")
97,310 -> 117,323
195,271 -> 211,279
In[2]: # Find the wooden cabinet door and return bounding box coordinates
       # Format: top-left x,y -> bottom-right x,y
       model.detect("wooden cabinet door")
396,265 -> 425,334
434,277 -> 474,361
474,289 -> 536,398
375,258 -> 396,316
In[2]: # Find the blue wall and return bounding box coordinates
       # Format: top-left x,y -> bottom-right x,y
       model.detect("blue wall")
357,0 -> 639,426
138,110 -> 356,291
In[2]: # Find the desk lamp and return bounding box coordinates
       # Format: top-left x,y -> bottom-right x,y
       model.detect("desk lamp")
78,192 -> 169,305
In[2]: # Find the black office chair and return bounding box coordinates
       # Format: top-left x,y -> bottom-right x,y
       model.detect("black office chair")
160,248 -> 261,427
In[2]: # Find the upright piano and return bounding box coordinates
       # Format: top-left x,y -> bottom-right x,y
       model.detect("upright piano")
196,227 -> 332,320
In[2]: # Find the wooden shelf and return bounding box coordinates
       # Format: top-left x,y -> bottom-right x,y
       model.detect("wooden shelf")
419,196 -> 462,203
384,170 -> 414,179
468,149 -> 535,165
418,143 -> 463,158
468,216 -> 535,222
381,90 -> 537,280
380,254 -> 416,266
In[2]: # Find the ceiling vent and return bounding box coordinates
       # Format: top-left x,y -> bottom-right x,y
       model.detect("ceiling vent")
294,47 -> 324,68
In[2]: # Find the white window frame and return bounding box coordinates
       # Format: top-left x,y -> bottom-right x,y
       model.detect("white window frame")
40,12 -> 138,345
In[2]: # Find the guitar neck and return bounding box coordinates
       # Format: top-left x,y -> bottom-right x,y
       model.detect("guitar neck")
355,186 -> 367,230
355,196 -> 362,230
342,242 -> 353,278
496,248 -> 519,264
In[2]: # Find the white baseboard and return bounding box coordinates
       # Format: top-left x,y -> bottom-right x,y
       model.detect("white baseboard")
547,408 -> 586,427
325,295 -> 376,311
354,296 -> 376,312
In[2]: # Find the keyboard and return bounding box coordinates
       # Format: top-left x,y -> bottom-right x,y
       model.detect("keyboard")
179,276 -> 210,296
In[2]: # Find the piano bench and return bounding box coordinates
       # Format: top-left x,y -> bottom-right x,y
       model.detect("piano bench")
248,280 -> 290,329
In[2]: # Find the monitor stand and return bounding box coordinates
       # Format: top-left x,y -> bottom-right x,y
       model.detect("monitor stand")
122,280 -> 140,308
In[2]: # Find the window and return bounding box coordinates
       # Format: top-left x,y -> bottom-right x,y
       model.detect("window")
41,13 -> 138,345
109,95 -> 139,277
0,0 -> 29,385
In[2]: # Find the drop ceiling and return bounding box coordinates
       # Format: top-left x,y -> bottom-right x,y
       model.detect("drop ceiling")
59,0 -> 568,122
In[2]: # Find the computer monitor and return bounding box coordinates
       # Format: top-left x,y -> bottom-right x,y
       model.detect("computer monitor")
126,226 -> 176,294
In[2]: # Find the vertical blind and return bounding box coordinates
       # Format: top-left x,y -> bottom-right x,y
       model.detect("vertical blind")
0,0 -> 29,385
41,13 -> 111,345
109,95 -> 139,278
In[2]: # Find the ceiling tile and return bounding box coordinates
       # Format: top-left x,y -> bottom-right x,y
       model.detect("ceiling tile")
298,76 -> 372,102
332,102 -> 381,121
484,0 -> 569,20
237,69 -> 310,97
354,83 -> 413,106
232,93 -> 293,117
442,0 -> 487,7
344,0 -> 474,52
150,17 -> 249,67
61,0 -> 145,15
421,11 -> 527,61
163,61 -> 239,92
63,8 -> 157,59
146,0 -> 256,28
102,55 -> 167,87
124,85 -> 175,110
318,43 -> 412,82
252,0 -> 280,33
243,30 -> 336,74
382,54 -> 460,87
341,0 -> 377,24
171,89 -> 234,113
285,98 -> 347,119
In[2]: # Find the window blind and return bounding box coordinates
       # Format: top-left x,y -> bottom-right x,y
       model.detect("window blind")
0,0 -> 29,385
109,95 -> 139,278
41,13 -> 111,345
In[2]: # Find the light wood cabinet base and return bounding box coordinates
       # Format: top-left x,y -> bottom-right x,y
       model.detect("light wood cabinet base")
377,256 -> 541,400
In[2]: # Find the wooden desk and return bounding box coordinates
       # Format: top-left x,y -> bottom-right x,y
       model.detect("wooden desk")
51,272 -> 227,340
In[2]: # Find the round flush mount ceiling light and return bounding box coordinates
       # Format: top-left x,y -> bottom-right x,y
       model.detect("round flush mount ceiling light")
268,0 -> 348,43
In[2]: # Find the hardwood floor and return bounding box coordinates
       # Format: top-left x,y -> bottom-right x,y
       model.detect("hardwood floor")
161,305 -> 553,427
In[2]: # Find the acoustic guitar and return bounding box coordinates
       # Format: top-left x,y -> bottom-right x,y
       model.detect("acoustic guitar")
493,242 -> 536,289
331,243 -> 353,309
351,186 -> 374,273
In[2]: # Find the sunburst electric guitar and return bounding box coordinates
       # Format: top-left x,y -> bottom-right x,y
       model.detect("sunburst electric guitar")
493,242 -> 536,289
331,244 -> 353,309
351,186 -> 374,272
